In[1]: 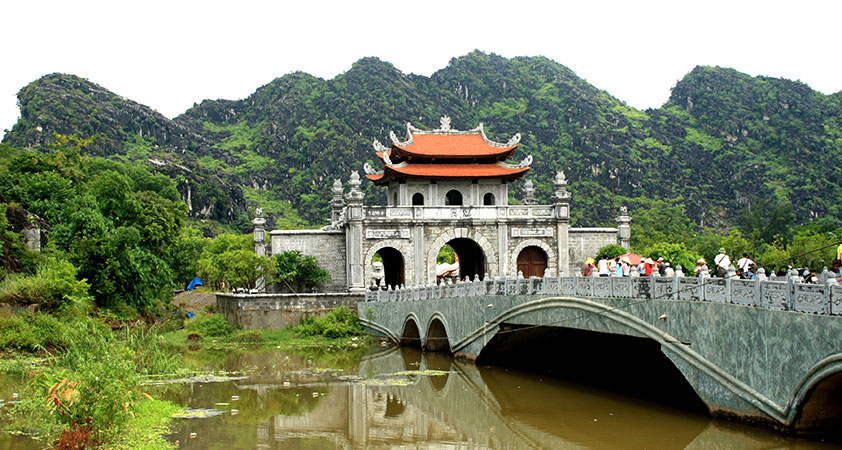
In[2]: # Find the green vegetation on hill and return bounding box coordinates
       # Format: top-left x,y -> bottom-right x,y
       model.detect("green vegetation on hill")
3,52 -> 842,234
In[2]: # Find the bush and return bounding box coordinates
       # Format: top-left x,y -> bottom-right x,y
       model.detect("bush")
294,307 -> 364,339
0,257 -> 91,311
0,312 -> 68,352
187,313 -> 236,337
595,244 -> 626,261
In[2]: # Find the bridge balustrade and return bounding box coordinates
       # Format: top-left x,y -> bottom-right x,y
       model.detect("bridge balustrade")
365,273 -> 842,316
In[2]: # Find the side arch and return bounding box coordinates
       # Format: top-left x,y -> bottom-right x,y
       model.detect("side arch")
425,313 -> 452,353
787,354 -> 842,429
510,239 -> 556,278
425,228 -> 498,284
364,241 -> 412,288
401,314 -> 423,348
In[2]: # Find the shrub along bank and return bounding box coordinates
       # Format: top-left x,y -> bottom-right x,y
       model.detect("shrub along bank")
163,306 -> 370,351
0,311 -> 183,449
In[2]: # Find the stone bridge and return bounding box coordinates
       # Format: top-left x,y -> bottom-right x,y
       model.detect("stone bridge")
358,275 -> 842,432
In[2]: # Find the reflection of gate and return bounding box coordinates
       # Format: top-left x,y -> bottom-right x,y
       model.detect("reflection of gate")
517,246 -> 547,278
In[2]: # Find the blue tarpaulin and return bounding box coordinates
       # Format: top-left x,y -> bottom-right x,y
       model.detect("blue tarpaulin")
186,277 -> 203,290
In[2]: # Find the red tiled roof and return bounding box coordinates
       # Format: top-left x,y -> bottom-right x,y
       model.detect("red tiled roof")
393,134 -> 516,159
367,163 -> 528,184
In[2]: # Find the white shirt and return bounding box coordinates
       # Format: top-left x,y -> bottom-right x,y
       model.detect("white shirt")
714,253 -> 731,269
737,257 -> 754,271
597,259 -> 611,275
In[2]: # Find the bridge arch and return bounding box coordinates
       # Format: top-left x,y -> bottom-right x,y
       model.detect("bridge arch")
426,228 -> 497,284
511,239 -> 555,278
789,354 -> 842,431
449,296 -> 794,424
401,315 -> 422,348
425,313 -> 452,353
365,242 -> 411,288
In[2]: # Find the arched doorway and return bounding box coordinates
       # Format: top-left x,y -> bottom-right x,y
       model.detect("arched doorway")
445,190 -> 463,206
373,247 -> 405,288
517,246 -> 547,278
426,318 -> 451,353
444,238 -> 486,281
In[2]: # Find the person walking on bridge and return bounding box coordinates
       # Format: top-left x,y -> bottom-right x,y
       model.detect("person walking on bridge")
714,248 -> 731,278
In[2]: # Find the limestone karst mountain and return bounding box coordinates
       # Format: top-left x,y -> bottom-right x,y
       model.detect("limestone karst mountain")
4,51 -> 841,231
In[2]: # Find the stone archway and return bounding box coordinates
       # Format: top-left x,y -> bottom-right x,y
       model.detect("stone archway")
510,239 -> 556,278
365,242 -> 411,288
426,228 -> 497,284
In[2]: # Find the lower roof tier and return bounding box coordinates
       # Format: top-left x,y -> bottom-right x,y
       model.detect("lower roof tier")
366,163 -> 529,185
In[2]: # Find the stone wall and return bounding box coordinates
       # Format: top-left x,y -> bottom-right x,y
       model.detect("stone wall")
568,228 -> 619,274
269,230 -> 346,291
217,292 -> 364,329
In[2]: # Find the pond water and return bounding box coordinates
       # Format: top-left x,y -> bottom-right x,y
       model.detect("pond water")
159,345 -> 839,449
1,344 -> 839,449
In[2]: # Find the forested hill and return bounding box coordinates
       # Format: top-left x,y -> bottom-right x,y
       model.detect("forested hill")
4,51 -> 842,231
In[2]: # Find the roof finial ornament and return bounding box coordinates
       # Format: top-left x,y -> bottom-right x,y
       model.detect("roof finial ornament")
363,163 -> 379,175
440,115 -> 452,131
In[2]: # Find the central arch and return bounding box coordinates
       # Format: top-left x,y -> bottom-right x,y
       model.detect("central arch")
426,228 -> 497,284
447,238 -> 486,281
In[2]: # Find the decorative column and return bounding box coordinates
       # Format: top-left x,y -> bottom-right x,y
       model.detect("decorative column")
616,205 -> 631,250
330,179 -> 345,225
253,207 -> 266,257
346,171 -> 366,293
522,179 -> 538,205
553,171 -> 571,276
252,207 -> 267,292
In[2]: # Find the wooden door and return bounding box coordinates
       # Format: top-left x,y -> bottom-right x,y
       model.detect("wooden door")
516,246 -> 548,278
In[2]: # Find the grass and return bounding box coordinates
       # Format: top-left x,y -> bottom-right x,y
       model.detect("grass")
110,399 -> 180,450
163,307 -> 372,353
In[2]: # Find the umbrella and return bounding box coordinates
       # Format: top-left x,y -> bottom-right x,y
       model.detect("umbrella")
618,252 -> 643,265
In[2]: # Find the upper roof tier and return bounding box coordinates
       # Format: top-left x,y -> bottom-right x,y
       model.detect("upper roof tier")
364,116 -> 532,184
373,117 -> 521,161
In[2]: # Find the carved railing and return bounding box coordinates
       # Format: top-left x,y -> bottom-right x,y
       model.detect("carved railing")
364,274 -> 842,316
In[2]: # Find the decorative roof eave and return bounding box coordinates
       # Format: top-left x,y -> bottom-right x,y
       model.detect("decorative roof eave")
496,154 -> 533,169
363,163 -> 383,177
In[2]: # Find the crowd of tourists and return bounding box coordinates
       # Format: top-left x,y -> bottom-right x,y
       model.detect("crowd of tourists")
582,240 -> 842,284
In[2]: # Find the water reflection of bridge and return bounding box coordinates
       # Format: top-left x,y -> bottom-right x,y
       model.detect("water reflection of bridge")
229,347 -> 796,449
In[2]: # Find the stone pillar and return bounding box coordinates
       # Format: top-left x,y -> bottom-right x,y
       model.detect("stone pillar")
253,207 -> 266,257
616,205 -> 631,250
346,171 -> 366,293
330,179 -> 345,225
252,207 -> 267,292
553,171 -> 571,276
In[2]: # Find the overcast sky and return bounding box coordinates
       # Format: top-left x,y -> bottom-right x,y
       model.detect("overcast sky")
1,0 -> 840,139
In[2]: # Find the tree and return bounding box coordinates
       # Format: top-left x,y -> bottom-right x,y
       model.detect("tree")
271,251 -> 330,292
